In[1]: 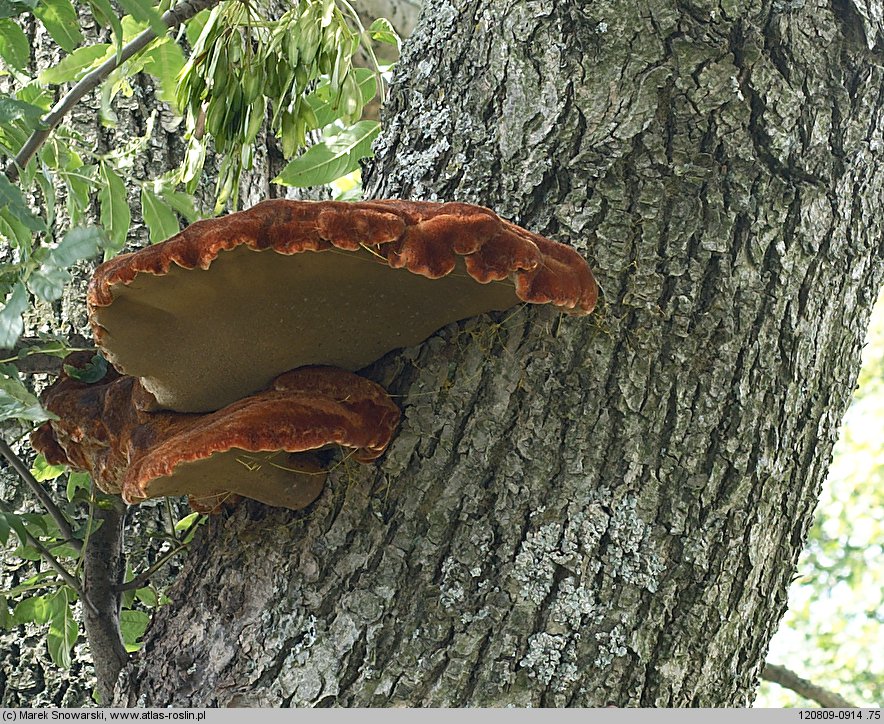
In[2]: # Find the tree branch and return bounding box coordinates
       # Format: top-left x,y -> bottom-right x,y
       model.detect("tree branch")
5,0 -> 222,184
0,438 -> 81,553
762,663 -> 858,708
115,541 -> 189,592
82,495 -> 129,704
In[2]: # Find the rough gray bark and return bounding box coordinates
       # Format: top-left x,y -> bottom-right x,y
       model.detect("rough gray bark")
111,0 -> 884,707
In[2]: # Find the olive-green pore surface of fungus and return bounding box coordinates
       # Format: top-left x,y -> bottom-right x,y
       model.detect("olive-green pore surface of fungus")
88,199 -> 599,412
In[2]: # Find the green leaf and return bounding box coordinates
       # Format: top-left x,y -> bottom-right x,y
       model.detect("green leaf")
0,514 -> 8,546
0,94 -> 45,126
12,543 -> 42,561
119,609 -> 149,651
174,511 -> 200,532
14,595 -> 51,625
35,169 -> 55,229
140,38 -> 185,107
0,208 -> 32,248
135,587 -> 157,607
118,0 -> 166,38
66,471 -> 90,502
0,281 -> 26,348
17,82 -> 53,111
0,19 -> 29,69
63,353 -> 107,383
46,225 -> 104,268
0,595 -> 10,629
30,454 -> 67,482
141,186 -> 179,243
368,17 -> 399,47
39,44 -> 112,85
184,8 -> 210,47
99,162 -> 130,252
29,226 -> 104,301
0,174 -> 45,231
274,120 -> 380,188
160,190 -> 200,223
14,335 -> 76,359
47,588 -> 78,668
306,68 -> 376,130
63,166 -> 94,223
33,0 -> 83,52
27,265 -> 69,301
0,509 -> 29,547
21,511 -> 49,536
87,0 -> 123,58
0,0 -> 35,20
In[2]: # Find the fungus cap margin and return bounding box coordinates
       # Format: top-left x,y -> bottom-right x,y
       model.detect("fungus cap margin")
31,355 -> 401,512
88,199 -> 598,412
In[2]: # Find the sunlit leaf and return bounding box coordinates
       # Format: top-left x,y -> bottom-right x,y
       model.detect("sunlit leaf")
273,120 -> 379,188
30,454 -> 66,482
0,281 -> 26,348
39,44 -> 111,85
14,595 -> 50,625
368,17 -> 399,47
118,0 -> 166,38
135,587 -> 157,607
33,0 -> 83,52
119,609 -> 149,652
305,68 -> 375,130
99,162 -> 130,253
0,19 -> 29,69
174,512 -> 200,532
141,186 -> 179,243
140,38 -> 185,107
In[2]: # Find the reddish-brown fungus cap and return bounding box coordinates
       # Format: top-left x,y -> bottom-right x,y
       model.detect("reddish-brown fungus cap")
31,354 -> 400,511
88,199 -> 598,412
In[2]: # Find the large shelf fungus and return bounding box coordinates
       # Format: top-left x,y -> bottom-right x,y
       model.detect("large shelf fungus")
31,353 -> 400,512
88,199 -> 599,412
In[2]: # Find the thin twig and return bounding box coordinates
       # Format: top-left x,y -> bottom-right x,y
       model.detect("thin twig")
5,0 -> 222,183
0,335 -> 94,374
115,542 -> 189,592
115,509 -> 202,592
23,529 -> 98,615
0,438 -> 81,553
762,663 -> 858,708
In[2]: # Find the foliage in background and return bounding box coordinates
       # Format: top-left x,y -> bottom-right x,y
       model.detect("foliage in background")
0,0 -> 396,679
758,292 -> 884,707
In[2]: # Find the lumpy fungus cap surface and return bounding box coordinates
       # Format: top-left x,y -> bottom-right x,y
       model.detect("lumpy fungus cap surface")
31,353 -> 400,511
88,199 -> 598,412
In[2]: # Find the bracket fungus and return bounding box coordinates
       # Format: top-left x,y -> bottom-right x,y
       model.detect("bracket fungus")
31,353 -> 400,512
88,199 -> 598,412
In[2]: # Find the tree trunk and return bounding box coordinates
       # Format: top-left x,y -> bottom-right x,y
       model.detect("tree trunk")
115,0 -> 884,707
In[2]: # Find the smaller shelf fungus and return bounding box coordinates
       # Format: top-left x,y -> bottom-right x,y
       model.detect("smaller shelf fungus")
31,353 -> 400,512
88,199 -> 599,412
